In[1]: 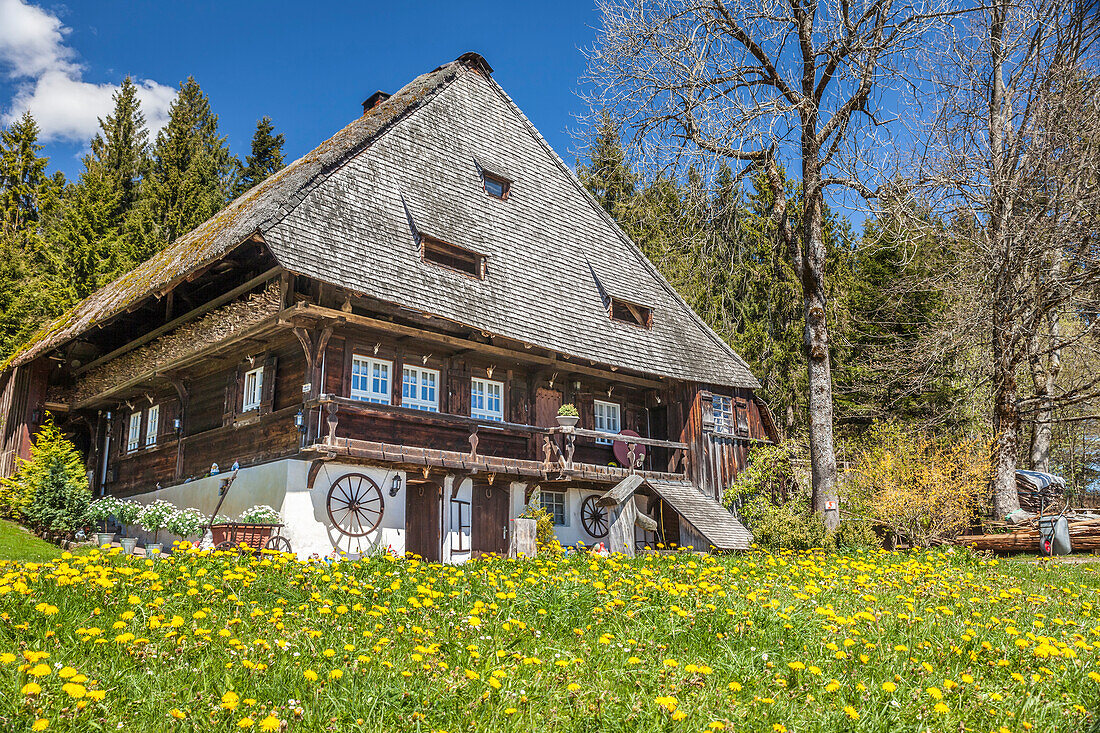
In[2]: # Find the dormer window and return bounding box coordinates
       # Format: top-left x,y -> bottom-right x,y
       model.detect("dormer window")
482,171 -> 510,200
420,235 -> 486,279
609,297 -> 653,329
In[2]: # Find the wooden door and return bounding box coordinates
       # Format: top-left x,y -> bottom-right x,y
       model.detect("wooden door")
405,482 -> 441,561
534,388 -> 563,428
472,480 -> 510,557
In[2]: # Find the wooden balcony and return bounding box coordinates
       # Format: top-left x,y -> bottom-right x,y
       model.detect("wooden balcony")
302,394 -> 690,484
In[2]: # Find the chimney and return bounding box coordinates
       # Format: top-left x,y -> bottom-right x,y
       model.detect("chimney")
362,91 -> 391,113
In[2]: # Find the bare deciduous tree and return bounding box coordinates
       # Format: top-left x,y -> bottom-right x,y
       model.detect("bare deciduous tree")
910,0 -> 1100,517
587,0 -> 945,526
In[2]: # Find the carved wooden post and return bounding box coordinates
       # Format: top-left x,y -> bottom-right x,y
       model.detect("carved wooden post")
325,402 -> 339,445
542,435 -> 553,472
564,429 -> 575,470
469,424 -> 480,460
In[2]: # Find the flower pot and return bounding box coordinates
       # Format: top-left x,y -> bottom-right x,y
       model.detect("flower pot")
556,415 -> 580,428
146,543 -> 163,557
120,537 -> 138,554
95,532 -> 115,547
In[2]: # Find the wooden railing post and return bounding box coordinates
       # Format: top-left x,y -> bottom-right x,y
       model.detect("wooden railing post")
325,401 -> 339,446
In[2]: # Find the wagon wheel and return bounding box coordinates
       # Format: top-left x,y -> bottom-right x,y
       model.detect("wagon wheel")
214,541 -> 235,552
265,535 -> 292,553
580,495 -> 609,538
327,473 -> 385,537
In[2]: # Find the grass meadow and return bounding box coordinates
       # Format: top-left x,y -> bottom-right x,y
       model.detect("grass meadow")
1,545 -> 1099,732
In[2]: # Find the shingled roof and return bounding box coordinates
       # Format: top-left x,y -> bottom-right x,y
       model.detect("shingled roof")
7,53 -> 759,389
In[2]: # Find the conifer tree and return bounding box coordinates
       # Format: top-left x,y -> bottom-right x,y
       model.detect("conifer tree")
234,116 -> 284,196
53,77 -> 150,297
0,113 -> 61,233
578,110 -> 636,218
0,419 -> 91,536
132,77 -> 237,255
0,113 -> 69,358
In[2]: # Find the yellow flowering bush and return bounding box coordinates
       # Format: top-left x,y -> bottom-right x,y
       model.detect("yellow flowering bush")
847,422 -> 989,546
0,543 -> 1096,731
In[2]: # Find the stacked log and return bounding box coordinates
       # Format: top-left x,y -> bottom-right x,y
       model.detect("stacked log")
1016,474 -> 1064,513
956,513 -> 1100,553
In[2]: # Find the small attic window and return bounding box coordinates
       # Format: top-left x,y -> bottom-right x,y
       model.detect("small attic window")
420,235 -> 486,279
481,171 -> 510,200
609,297 -> 653,329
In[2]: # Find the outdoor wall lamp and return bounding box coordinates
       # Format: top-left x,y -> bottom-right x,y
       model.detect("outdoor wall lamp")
173,418 -> 182,433
294,408 -> 306,433
390,473 -> 403,497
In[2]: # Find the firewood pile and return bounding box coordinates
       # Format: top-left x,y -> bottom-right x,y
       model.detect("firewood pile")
1016,473 -> 1064,513
956,511 -> 1100,553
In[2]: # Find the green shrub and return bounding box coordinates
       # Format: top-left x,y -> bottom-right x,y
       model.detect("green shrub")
557,404 -> 579,417
827,518 -> 880,550
0,420 -> 91,538
722,440 -> 827,551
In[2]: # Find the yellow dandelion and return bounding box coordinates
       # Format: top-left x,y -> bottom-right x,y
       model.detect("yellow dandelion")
258,715 -> 281,732
32,720 -> 48,732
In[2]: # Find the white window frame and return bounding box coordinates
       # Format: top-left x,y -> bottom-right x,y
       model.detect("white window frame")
402,366 -> 440,412
713,395 -> 733,435
126,412 -> 142,453
144,404 -> 160,447
350,355 -> 392,404
470,377 -> 504,422
594,400 -> 621,445
540,490 -> 568,526
241,366 -> 264,412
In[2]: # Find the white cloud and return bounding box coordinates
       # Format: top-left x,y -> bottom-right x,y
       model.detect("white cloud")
0,0 -> 175,143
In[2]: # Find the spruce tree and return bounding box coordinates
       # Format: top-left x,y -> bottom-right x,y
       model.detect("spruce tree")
0,113 -> 69,358
578,110 -> 636,218
133,77 -> 237,255
0,113 -> 60,233
53,78 -> 150,297
234,116 -> 285,196
0,419 -> 91,536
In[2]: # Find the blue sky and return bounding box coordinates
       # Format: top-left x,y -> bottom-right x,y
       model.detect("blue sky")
0,0 -> 603,180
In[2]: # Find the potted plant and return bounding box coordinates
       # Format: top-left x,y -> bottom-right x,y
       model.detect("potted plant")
115,500 -> 143,553
137,500 -> 175,556
556,403 -> 580,428
87,496 -> 121,547
165,507 -> 206,550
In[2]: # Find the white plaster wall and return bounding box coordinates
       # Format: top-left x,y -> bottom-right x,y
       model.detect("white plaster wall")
508,484 -> 613,550
124,459 -> 408,560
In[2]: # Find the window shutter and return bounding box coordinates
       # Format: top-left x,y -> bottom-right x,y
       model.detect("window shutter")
222,369 -> 239,426
260,356 -> 278,415
448,368 -> 471,416
575,394 -> 595,430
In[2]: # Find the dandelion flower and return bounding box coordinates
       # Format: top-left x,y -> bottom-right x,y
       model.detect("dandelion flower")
169,709 -> 186,720
934,702 -> 949,714
237,718 -> 254,729
882,681 -> 897,693
32,720 -> 48,731
221,691 -> 239,710
843,706 -> 858,720
21,682 -> 42,696
29,663 -> 51,678
258,715 -> 281,732
303,669 -> 318,682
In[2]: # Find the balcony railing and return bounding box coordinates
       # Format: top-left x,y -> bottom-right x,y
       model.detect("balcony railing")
308,394 -> 690,481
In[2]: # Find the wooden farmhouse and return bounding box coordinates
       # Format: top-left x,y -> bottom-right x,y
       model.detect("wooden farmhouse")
0,53 -> 777,560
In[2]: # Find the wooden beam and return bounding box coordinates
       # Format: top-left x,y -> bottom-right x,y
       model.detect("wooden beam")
74,266 -> 282,376
286,303 -> 666,390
